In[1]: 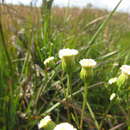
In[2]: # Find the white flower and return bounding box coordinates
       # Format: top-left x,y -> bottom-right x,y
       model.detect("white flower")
120,65 -> 130,76
108,77 -> 118,85
58,48 -> 78,72
54,122 -> 77,130
38,116 -> 52,129
110,93 -> 116,101
79,59 -> 96,68
59,48 -> 78,59
44,57 -> 54,66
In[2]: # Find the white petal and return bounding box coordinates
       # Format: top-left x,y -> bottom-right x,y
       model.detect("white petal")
79,59 -> 96,68
59,48 -> 78,59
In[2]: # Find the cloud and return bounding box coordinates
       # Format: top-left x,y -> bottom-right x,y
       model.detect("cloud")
4,0 -> 130,12
54,0 -> 87,7
54,0 -> 130,12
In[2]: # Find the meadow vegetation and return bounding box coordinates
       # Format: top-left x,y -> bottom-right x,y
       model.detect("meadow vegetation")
0,0 -> 130,129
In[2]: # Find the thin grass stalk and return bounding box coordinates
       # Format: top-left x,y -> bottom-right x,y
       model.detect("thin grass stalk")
0,7 -> 13,73
34,70 -> 54,108
86,102 -> 100,130
80,0 -> 123,51
19,52 -> 30,81
0,4 -> 17,129
99,101 -> 114,129
41,0 -> 53,56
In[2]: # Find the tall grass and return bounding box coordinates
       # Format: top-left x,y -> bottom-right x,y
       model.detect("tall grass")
0,0 -> 130,129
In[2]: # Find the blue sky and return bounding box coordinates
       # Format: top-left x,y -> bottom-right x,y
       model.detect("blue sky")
4,0 -> 130,12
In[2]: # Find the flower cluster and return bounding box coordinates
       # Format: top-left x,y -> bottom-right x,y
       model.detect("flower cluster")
108,64 -> 130,103
58,48 -> 97,82
40,49 -> 130,129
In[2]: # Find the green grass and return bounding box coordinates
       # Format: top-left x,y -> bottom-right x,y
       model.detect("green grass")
0,0 -> 130,129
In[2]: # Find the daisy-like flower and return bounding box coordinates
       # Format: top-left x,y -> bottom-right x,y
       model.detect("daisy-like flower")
54,122 -> 77,130
58,48 -> 78,72
38,116 -> 55,129
116,65 -> 130,87
79,59 -> 96,81
120,65 -> 130,76
59,48 -> 78,59
108,77 -> 118,85
44,57 -> 54,66
79,59 -> 96,68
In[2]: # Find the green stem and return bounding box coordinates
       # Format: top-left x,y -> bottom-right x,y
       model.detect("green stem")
66,73 -> 72,98
80,82 -> 88,130
80,82 -> 100,130
66,73 -> 72,121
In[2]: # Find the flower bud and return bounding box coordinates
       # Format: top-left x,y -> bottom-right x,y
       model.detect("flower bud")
58,49 -> 78,73
117,73 -> 128,88
79,59 -> 96,81
38,116 -> 56,130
